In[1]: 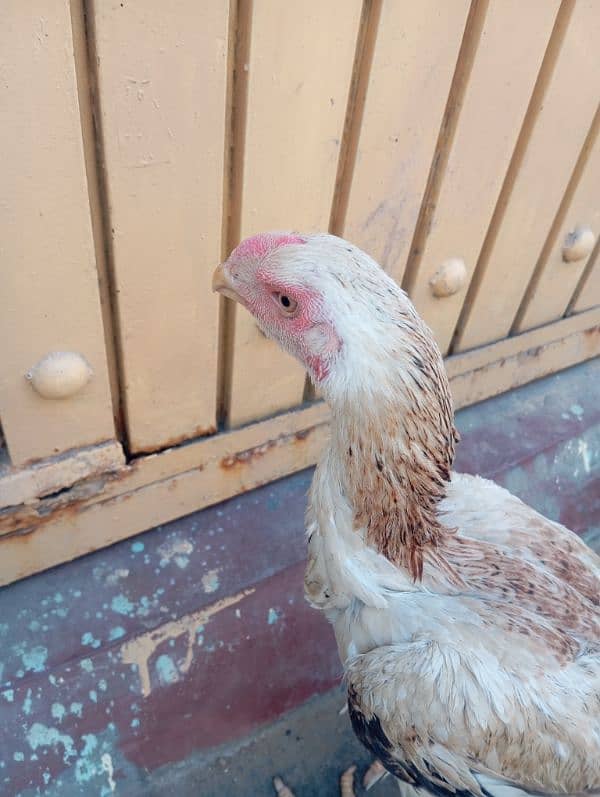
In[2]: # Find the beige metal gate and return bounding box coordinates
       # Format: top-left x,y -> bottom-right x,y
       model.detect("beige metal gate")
1,0 -> 599,585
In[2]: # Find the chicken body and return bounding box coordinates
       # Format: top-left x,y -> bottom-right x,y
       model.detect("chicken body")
308,469 -> 600,796
213,232 -> 600,796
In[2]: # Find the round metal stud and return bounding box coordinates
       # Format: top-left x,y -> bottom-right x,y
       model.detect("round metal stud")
562,226 -> 595,263
26,352 -> 93,399
429,258 -> 468,298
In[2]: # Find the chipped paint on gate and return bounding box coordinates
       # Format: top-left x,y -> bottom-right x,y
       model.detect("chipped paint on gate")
120,588 -> 255,698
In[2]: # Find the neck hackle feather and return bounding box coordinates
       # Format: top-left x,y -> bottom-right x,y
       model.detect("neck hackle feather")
327,296 -> 459,581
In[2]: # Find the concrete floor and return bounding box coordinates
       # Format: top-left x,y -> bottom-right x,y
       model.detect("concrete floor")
144,687 -> 399,797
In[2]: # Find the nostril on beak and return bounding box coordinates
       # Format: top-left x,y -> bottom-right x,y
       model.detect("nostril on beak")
212,263 -> 228,293
212,263 -> 242,303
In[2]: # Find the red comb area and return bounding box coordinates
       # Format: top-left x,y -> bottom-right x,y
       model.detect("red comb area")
233,232 -> 306,260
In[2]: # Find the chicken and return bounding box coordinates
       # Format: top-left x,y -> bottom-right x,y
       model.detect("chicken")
212,232 -> 600,796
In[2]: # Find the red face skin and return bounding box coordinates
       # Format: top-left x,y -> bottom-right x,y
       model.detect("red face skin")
224,233 -> 341,383
232,233 -> 305,260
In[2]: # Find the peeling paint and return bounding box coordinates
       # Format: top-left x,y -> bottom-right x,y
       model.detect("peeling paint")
23,725 -> 131,794
155,654 -> 179,686
75,756 -> 96,785
570,403 -> 584,418
22,688 -> 33,715
101,752 -> 116,792
111,594 -> 134,616
26,723 -> 76,764
74,734 -> 98,785
137,596 -> 153,616
81,632 -> 101,649
201,569 -> 220,594
70,702 -> 83,718
21,645 -> 48,673
120,588 -> 254,697
578,439 -> 592,473
158,538 -> 194,568
105,568 -> 130,586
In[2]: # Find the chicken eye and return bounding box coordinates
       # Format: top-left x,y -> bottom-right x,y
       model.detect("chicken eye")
274,293 -> 298,315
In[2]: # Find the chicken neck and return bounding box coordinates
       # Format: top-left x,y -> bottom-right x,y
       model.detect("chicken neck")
322,321 -> 459,582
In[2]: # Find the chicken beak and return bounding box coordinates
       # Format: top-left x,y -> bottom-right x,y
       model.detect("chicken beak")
212,263 -> 241,303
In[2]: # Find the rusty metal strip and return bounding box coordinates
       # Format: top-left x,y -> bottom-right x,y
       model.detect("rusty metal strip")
0,310 -> 598,582
0,441 -> 125,510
